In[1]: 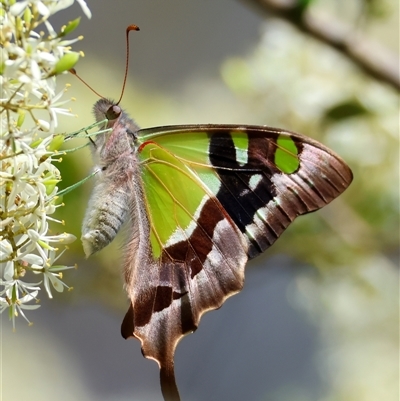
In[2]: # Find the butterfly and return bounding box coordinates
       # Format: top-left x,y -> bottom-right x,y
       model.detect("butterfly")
81,97 -> 353,401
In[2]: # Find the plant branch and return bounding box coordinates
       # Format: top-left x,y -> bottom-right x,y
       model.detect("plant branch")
241,0 -> 400,91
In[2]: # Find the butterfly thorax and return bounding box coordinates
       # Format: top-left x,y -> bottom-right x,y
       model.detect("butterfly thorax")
91,98 -> 140,162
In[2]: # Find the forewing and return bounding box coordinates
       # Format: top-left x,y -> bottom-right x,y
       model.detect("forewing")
138,124 -> 353,257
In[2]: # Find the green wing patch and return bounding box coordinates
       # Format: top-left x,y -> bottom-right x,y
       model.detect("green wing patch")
275,134 -> 300,173
138,140 -> 210,258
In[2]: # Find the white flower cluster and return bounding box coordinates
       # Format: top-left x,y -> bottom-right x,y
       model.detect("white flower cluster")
0,0 -> 91,329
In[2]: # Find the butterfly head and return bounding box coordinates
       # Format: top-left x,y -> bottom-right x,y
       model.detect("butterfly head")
93,98 -> 119,123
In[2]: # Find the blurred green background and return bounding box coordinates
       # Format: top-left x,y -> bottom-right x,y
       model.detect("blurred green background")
2,1 -> 398,401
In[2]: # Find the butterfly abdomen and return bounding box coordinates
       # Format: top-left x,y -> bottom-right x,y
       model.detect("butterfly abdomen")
81,180 -> 131,256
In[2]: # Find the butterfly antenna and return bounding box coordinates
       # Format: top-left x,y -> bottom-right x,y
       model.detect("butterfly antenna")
116,24 -> 140,106
69,24 -> 140,103
69,68 -> 105,99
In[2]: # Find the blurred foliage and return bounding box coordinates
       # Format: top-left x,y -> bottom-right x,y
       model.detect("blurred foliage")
52,1 -> 398,400
323,99 -> 371,121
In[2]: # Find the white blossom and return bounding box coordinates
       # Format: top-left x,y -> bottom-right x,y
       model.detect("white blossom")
0,0 -> 90,327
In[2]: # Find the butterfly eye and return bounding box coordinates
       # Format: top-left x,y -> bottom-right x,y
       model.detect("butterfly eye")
106,105 -> 122,121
